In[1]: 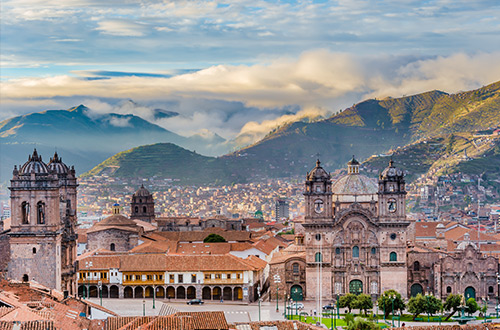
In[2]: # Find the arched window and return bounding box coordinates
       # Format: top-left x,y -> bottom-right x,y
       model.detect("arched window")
37,201 -> 45,224
390,252 -> 397,261
315,252 -> 322,262
135,206 -> 138,213
335,247 -> 341,255
32,247 -> 36,254
22,201 -> 30,224
352,246 -> 359,258
447,286 -> 452,293
315,233 -> 321,241
22,274 -> 29,282
489,286 -> 494,294
139,199 -> 142,203
292,263 -> 299,274
413,261 -> 420,271
143,206 -> 147,213
110,243 -> 115,251
371,247 -> 376,255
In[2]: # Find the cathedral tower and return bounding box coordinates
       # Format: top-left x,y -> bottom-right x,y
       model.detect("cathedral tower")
8,150 -> 77,295
130,185 -> 155,223
304,159 -> 332,221
377,159 -> 410,297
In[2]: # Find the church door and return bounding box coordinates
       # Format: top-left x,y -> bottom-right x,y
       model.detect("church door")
349,280 -> 363,295
290,285 -> 303,301
410,284 -> 423,297
464,287 -> 476,300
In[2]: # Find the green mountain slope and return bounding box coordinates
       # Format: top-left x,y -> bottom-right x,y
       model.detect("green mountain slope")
82,81 -> 500,184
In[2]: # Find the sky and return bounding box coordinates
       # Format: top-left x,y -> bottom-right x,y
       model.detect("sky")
1,0 -> 500,146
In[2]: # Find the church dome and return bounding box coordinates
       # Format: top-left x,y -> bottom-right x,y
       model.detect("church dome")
380,159 -> 404,181
307,159 -> 330,181
332,173 -> 378,195
20,149 -> 49,174
48,151 -> 69,174
96,214 -> 138,227
134,184 -> 151,197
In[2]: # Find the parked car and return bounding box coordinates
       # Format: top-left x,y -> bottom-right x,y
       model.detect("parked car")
187,299 -> 204,305
322,304 -> 335,310
289,302 -> 304,309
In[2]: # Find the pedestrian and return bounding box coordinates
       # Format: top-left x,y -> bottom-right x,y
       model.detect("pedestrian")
402,322 -> 406,327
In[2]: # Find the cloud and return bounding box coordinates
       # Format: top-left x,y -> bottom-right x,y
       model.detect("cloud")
106,115 -> 132,127
95,19 -> 148,36
2,50 -> 500,145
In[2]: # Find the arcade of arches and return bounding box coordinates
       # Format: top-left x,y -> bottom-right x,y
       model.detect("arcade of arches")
77,285 -> 243,301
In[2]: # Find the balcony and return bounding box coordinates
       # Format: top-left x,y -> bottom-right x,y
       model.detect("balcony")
203,278 -> 245,285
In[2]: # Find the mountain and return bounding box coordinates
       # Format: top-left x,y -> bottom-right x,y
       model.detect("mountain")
0,105 -> 222,183
84,81 -> 500,184
83,143 -> 239,185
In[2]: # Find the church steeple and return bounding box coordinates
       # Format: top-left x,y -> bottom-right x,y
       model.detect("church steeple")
304,159 -> 332,221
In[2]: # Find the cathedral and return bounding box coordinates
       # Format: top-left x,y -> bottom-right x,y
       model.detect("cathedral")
5,150 -> 78,296
269,157 -> 498,302
300,157 -> 410,300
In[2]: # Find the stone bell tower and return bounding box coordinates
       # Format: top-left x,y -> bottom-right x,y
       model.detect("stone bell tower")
8,150 -> 77,295
304,159 -> 332,221
377,159 -> 410,297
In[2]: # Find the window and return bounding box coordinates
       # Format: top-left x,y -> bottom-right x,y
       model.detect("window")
135,274 -> 141,281
315,233 -> 321,241
22,201 -> 30,224
205,274 -> 210,280
371,247 -> 376,255
447,286 -> 452,293
335,247 -> 341,255
390,233 -> 397,240
37,201 -> 45,224
227,273 -> 231,280
292,263 -> 299,274
32,247 -> 36,254
158,274 -> 163,281
135,206 -> 138,213
110,243 -> 115,251
413,261 -> 420,271
178,274 -> 183,283
390,252 -> 397,261
489,286 -> 494,294
23,274 -> 29,282
315,252 -> 322,262
352,246 -> 359,258
143,206 -> 147,213
102,272 -> 107,279
215,274 -> 221,279
147,275 -> 152,281
82,272 -> 86,279
192,274 -> 197,283
237,274 -> 241,279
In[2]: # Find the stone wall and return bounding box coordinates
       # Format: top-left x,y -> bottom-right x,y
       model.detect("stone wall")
87,229 -> 136,252
0,233 -> 10,275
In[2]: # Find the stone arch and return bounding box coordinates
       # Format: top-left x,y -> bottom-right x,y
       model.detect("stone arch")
110,243 -> 115,251
465,287 -> 476,300
166,286 -> 175,299
290,285 -> 303,301
89,285 -> 98,298
234,287 -> 243,300
390,252 -> 397,261
223,287 -> 232,301
110,285 -> 119,298
101,285 -> 109,298
22,274 -> 29,282
78,285 -> 87,297
176,286 -> 186,299
124,286 -> 133,298
315,252 -> 322,262
156,286 -> 165,298
212,286 -> 221,300
134,286 -> 144,298
202,287 -> 212,300
187,286 -> 196,299
145,286 -> 154,298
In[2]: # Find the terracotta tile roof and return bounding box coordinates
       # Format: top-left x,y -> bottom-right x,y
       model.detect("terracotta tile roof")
120,254 -> 167,272
239,255 -> 267,270
252,240 -> 276,255
129,240 -> 177,254
133,220 -> 157,233
175,311 -> 228,330
175,243 -> 231,255
156,229 -> 252,243
444,227 -> 470,241
0,321 -> 12,330
142,316 -> 194,330
0,308 -> 13,319
415,222 -> 438,238
229,242 -> 254,252
269,252 -> 306,265
105,312 -> 227,330
78,254 -> 121,270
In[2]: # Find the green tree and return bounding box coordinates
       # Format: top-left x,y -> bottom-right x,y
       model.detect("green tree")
407,294 -> 426,320
377,290 -> 405,318
203,233 -> 226,243
425,295 -> 443,316
339,294 -> 357,314
353,294 -> 373,316
465,298 -> 478,316
344,313 -> 355,326
347,316 -> 380,330
443,294 -> 462,321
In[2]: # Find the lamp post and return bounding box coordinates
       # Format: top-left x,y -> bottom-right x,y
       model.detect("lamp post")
258,285 -> 261,321
375,302 -> 378,324
98,281 -> 102,306
274,274 -> 281,313
336,294 -> 339,327
284,293 -> 288,320
390,294 -> 395,327
153,285 -> 156,309
143,298 -> 145,316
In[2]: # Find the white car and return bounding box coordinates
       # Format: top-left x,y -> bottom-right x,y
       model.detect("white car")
289,302 -> 305,309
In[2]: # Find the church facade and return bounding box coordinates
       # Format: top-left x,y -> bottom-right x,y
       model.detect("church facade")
6,150 -> 78,295
299,158 -> 410,300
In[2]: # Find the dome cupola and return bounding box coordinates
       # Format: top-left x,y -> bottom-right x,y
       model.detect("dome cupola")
19,149 -> 49,175
306,159 -> 331,181
48,151 -> 69,174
